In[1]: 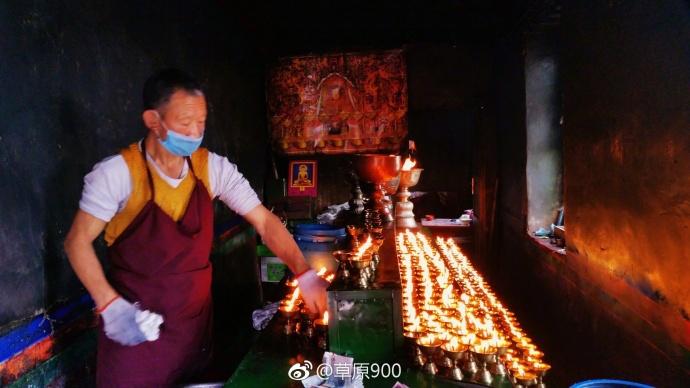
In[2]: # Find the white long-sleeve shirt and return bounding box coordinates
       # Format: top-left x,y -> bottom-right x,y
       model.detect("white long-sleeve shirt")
79,145 -> 261,222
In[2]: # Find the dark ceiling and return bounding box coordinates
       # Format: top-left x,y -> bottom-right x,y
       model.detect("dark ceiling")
209,0 -> 556,58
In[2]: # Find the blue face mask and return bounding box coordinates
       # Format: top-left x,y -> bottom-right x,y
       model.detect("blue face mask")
157,119 -> 204,157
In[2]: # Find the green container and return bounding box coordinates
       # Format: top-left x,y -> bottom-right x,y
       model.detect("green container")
326,282 -> 403,364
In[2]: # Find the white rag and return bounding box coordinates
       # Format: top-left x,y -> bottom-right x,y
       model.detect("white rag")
134,310 -> 164,341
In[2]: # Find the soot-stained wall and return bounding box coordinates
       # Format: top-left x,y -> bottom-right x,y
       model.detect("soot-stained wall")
563,0 -> 690,326
485,1 -> 690,385
0,1 -> 268,330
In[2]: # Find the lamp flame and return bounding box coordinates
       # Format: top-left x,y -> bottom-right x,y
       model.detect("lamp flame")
354,236 -> 373,259
441,284 -> 454,306
402,157 -> 417,171
287,287 -> 300,305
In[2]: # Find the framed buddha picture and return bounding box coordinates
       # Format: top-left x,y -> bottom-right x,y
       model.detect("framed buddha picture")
288,160 -> 317,197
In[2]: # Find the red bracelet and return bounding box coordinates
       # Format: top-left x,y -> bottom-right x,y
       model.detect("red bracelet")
95,295 -> 120,314
294,268 -> 311,279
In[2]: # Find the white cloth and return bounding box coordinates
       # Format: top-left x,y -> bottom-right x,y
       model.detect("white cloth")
251,301 -> 280,331
79,143 -> 261,222
134,310 -> 164,341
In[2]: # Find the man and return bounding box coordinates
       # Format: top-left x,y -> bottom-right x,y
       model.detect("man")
64,69 -> 328,387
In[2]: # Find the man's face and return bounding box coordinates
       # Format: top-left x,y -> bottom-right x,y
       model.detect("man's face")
155,89 -> 207,139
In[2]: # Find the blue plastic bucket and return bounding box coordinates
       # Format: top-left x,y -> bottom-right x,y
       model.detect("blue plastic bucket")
570,379 -> 655,388
294,223 -> 346,238
293,224 -> 345,272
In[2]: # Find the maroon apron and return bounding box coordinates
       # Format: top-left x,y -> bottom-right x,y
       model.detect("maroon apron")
97,145 -> 214,387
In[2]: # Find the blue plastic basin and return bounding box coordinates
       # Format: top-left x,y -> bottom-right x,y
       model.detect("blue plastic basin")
294,223 -> 346,238
570,379 -> 655,388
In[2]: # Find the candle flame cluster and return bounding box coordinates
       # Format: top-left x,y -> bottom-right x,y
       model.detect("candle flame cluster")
283,287 -> 300,312
280,267 -> 333,321
397,230 -> 550,379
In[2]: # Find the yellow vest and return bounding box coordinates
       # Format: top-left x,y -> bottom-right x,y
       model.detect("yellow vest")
104,142 -> 212,246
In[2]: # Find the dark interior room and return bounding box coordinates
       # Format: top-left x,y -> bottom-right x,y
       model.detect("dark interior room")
1,1 -> 689,387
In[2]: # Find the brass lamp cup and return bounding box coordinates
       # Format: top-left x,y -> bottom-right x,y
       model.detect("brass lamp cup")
403,330 -> 425,366
416,337 -> 444,355
313,319 -> 328,333
513,335 -> 531,344
489,360 -> 507,376
471,346 -> 497,387
346,254 -> 374,288
441,343 -> 468,381
495,339 -> 512,357
332,250 -> 354,280
461,353 -> 478,381
532,362 -> 551,377
424,327 -> 445,337
332,250 -> 354,264
278,306 -> 300,319
403,327 -> 424,339
399,168 -> 423,187
302,321 -> 315,339
471,347 -> 498,364
441,343 -> 468,361
514,372 -> 538,387
278,305 -> 300,335
489,340 -> 510,376
526,350 -> 545,361
395,168 -> 424,229
349,255 -> 373,269
314,320 -> 329,350
416,336 -> 444,375
517,342 -> 537,358
532,361 -> 551,387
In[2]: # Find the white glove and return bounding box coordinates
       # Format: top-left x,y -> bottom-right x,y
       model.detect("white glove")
100,297 -> 163,346
297,269 -> 329,315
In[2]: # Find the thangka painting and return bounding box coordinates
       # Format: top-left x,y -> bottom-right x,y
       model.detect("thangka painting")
267,50 -> 408,155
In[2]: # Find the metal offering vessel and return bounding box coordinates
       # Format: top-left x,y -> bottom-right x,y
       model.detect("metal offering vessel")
353,154 -> 401,224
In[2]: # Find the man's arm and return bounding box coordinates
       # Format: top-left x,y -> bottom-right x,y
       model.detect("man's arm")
210,155 -> 327,314
64,210 -> 119,309
243,205 -> 310,276
243,205 -> 328,315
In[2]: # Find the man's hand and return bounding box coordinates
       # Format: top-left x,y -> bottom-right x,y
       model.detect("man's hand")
297,269 -> 329,316
101,297 -> 163,346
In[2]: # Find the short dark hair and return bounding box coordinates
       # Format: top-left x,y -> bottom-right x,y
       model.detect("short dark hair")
142,68 -> 204,110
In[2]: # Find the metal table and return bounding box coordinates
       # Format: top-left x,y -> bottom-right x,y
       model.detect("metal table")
224,317 -> 485,387
225,227 -> 488,387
